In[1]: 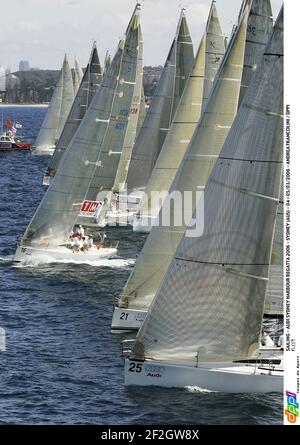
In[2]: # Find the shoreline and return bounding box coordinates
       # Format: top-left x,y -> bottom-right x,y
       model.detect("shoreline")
0,104 -> 48,108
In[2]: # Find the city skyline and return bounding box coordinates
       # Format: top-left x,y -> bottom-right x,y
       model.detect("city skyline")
0,0 -> 282,72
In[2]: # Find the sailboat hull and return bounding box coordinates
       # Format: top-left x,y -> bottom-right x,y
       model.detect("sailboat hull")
124,359 -> 283,393
111,306 -> 147,333
13,245 -> 117,264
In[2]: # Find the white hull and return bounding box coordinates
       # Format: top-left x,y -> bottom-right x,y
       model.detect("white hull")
111,306 -> 147,333
31,146 -> 55,156
13,245 -> 117,264
124,359 -> 283,393
132,214 -> 156,233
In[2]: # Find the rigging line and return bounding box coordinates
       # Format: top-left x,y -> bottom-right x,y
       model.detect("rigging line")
218,156 -> 282,163
174,257 -> 270,266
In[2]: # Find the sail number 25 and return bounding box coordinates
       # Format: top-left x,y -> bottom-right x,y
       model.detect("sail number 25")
129,362 -> 143,373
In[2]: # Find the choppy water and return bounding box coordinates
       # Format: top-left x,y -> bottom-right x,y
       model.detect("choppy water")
0,106 -> 282,424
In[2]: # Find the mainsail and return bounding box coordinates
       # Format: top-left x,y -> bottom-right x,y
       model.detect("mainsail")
116,0 -> 273,314
19,6 -> 141,249
56,55 -> 74,140
45,43 -> 102,182
33,58 -> 64,151
112,34 -> 144,191
131,6 -> 283,363
135,2 -> 225,227
125,9 -> 194,192
80,6 -> 143,206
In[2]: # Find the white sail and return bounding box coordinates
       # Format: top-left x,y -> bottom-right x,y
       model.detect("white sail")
56,54 -> 74,141
74,6 -> 143,224
131,6 -> 283,364
264,183 -> 283,316
33,60 -> 64,152
16,6 -> 141,252
112,25 -> 144,191
117,2 -> 261,315
134,2 -> 225,230
125,10 -> 194,193
45,43 -> 102,183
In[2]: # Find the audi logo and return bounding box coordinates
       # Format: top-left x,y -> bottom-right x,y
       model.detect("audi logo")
145,365 -> 165,373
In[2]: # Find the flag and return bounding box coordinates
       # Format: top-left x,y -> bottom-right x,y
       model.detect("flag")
5,117 -> 12,129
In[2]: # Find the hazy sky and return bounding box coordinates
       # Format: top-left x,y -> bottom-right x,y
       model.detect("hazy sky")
0,0 -> 282,71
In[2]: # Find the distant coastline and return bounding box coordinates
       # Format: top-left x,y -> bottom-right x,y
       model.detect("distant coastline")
0,103 -> 49,108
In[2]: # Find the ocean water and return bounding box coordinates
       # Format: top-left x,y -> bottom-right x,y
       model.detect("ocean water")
0,106 -> 282,425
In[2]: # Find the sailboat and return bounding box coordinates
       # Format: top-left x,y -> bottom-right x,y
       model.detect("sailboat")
74,4 -> 143,228
112,0 -> 273,332
32,54 -> 74,155
124,5 -> 284,392
133,1 -> 225,232
13,5 -> 141,264
123,9 -> 194,200
43,43 -> 102,186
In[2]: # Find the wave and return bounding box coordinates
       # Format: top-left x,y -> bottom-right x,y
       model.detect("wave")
12,257 -> 136,268
184,385 -> 218,394
0,255 -> 14,264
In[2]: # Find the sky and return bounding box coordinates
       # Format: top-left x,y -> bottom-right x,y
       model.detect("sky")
0,0 -> 282,72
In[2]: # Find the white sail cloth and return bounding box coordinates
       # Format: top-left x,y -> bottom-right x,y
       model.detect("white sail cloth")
132,7 -> 283,363
117,0 -> 273,314
20,7 -> 141,249
125,10 -> 194,192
